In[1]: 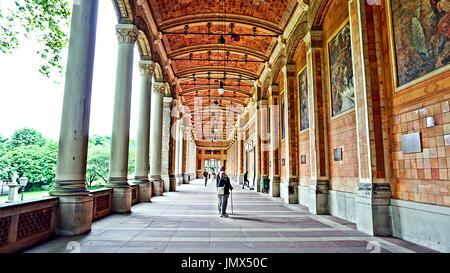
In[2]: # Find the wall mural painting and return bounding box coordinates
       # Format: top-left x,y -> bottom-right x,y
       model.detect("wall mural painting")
299,68 -> 309,131
391,0 -> 450,87
328,23 -> 355,117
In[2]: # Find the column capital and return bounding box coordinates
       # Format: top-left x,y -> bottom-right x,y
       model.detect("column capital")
153,81 -> 170,95
282,63 -> 296,74
116,24 -> 139,44
303,30 -> 323,50
139,60 -> 155,76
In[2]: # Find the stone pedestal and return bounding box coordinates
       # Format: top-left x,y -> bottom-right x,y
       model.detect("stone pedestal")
110,186 -> 132,213
169,175 -> 177,191
280,178 -> 298,204
269,176 -> 280,197
56,196 -> 93,236
356,182 -> 392,236
7,182 -> 19,203
131,179 -> 152,202
183,174 -> 190,184
151,178 -> 164,196
308,179 -> 329,215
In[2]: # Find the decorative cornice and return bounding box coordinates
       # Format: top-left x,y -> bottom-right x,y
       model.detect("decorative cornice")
139,60 -> 155,76
116,24 -> 139,44
303,30 -> 323,49
153,81 -> 170,95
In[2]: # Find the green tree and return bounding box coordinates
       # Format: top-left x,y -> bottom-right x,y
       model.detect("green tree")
0,0 -> 71,78
7,128 -> 46,149
86,145 -> 110,186
5,141 -> 57,187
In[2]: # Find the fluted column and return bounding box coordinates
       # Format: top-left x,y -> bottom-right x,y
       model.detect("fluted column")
174,118 -> 182,185
161,96 -> 173,192
49,0 -> 98,236
106,24 -> 139,213
304,31 -> 330,214
149,81 -> 168,196
132,60 -> 155,202
269,85 -> 281,197
281,63 -> 300,204
177,119 -> 185,185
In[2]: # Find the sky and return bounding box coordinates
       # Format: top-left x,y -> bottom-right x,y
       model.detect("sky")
0,0 -> 141,141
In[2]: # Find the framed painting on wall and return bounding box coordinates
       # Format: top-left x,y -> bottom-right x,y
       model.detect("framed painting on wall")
389,0 -> 450,89
298,67 -> 309,131
327,21 -> 355,117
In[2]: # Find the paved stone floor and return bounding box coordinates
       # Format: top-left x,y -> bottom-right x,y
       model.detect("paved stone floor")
27,179 -> 436,253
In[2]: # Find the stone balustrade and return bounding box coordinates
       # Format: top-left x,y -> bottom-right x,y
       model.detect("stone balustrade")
0,185 -> 142,253
0,197 -> 58,253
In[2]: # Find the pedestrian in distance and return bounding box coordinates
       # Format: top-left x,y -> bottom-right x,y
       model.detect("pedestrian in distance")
217,167 -> 233,218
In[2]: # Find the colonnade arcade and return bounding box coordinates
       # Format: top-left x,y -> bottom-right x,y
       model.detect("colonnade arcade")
31,0 -> 449,253
49,1 -> 197,235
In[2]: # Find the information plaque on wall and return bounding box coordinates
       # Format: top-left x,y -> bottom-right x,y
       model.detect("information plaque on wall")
401,132 -> 422,153
281,158 -> 285,166
333,147 -> 343,161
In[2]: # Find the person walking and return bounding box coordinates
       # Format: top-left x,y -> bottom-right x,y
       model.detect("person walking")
203,169 -> 208,186
217,168 -> 233,217
242,171 -> 249,189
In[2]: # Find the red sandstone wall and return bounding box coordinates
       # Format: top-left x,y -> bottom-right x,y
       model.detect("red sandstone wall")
322,0 -> 359,193
299,131 -> 311,186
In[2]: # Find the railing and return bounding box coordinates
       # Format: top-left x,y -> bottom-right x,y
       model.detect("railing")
0,197 -> 58,253
90,188 -> 113,221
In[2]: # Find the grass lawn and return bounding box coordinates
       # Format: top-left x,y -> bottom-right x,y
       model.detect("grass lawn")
0,190 -> 50,204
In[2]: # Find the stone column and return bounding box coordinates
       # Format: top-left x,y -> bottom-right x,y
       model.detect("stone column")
49,0 -> 98,235
349,0 -> 391,236
131,60 -> 155,202
236,117 -> 244,184
281,63 -> 299,204
106,24 -> 139,213
269,85 -> 281,197
174,118 -> 182,186
258,99 -> 270,193
161,96 -> 173,192
177,120 -> 185,185
183,138 -> 189,184
304,31 -> 330,214
149,82 -> 168,196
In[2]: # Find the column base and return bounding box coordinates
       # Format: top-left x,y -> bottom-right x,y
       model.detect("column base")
161,175 -> 170,192
355,182 -> 392,236
108,186 -> 132,213
280,178 -> 298,204
308,179 -> 330,215
169,175 -> 177,191
269,176 -> 280,197
183,174 -> 190,184
254,176 -> 262,192
236,174 -> 244,185
151,178 -> 164,196
55,195 -> 93,236
131,178 -> 152,202
176,175 -> 183,186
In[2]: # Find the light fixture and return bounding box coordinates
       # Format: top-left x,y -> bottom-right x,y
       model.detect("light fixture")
218,34 -> 226,44
218,80 -> 225,95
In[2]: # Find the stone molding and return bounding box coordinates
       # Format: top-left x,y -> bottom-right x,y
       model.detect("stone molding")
139,60 -> 155,76
153,81 -> 169,95
116,24 -> 139,44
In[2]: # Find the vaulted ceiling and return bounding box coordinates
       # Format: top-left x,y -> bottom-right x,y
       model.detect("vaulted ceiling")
131,0 -> 300,146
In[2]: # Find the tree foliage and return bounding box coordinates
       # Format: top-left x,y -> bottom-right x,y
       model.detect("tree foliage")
7,127 -> 46,149
0,0 -> 72,78
86,144 -> 110,186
